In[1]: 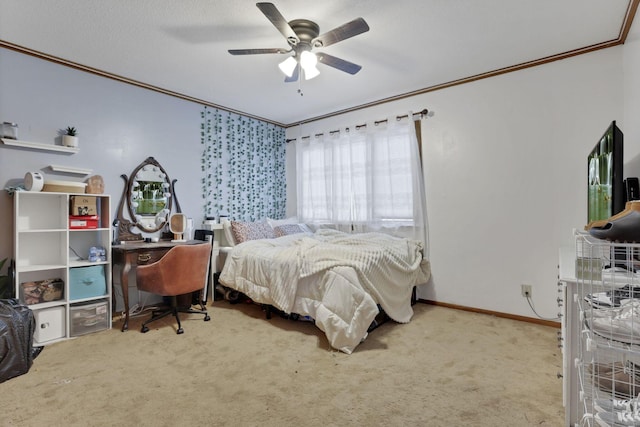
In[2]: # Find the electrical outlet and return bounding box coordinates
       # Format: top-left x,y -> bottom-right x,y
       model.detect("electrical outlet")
521,284 -> 532,298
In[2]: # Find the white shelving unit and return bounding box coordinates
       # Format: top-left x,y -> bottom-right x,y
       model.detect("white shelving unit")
565,231 -> 640,426
13,191 -> 111,346
558,245 -> 580,426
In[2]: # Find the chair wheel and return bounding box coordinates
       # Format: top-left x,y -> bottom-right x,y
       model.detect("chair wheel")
204,314 -> 211,321
141,325 -> 149,333
177,327 -> 184,334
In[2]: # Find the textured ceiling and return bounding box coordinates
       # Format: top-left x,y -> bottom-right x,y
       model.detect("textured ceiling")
0,0 -> 636,126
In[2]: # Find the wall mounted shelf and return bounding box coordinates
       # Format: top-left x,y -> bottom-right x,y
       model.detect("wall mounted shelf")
1,138 -> 79,154
48,165 -> 92,176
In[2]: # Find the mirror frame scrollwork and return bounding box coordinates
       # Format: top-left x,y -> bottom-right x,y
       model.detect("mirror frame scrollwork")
114,157 -> 182,242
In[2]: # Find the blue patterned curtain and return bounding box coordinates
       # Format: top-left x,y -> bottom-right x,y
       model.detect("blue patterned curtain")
201,107 -> 286,221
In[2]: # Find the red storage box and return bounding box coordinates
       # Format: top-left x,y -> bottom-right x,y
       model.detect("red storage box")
69,215 -> 99,229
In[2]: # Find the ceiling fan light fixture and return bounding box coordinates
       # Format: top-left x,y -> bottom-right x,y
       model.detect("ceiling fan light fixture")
278,56 -> 298,77
300,50 -> 318,69
303,65 -> 320,80
230,4 -> 369,83
300,50 -> 319,80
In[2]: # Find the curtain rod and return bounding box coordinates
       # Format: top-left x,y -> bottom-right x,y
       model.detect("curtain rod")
285,108 -> 433,143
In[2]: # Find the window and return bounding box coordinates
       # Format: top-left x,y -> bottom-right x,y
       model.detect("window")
296,115 -> 428,248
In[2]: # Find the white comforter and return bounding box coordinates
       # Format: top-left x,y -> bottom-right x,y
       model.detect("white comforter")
219,229 -> 431,353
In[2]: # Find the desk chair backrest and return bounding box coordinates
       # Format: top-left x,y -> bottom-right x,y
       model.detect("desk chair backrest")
136,243 -> 211,297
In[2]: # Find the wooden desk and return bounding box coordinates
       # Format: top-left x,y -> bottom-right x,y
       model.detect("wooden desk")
112,241 -> 184,331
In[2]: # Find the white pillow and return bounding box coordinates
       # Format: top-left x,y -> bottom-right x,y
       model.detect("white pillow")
267,216 -> 298,228
298,223 -> 313,233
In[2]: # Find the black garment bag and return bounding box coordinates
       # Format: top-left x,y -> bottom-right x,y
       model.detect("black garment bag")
0,299 -> 40,383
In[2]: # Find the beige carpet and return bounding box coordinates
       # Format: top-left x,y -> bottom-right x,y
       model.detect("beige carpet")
0,302 -> 564,426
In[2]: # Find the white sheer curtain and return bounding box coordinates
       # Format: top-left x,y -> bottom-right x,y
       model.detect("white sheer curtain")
296,113 -> 429,253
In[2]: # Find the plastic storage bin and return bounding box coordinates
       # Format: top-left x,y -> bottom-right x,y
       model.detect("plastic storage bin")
70,300 -> 109,336
69,266 -> 106,300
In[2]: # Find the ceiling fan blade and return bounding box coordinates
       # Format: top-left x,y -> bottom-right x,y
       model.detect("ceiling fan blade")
284,63 -> 300,83
228,48 -> 288,55
317,53 -> 362,75
256,2 -> 299,44
313,17 -> 369,48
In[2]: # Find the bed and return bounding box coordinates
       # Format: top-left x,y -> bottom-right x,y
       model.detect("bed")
217,221 -> 431,354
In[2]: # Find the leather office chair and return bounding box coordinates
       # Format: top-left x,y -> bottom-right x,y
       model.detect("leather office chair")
136,243 -> 212,334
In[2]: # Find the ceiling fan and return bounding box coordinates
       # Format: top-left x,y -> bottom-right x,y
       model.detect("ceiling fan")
228,2 -> 370,82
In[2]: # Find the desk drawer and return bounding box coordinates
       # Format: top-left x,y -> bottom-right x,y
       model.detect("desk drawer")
135,249 -> 166,265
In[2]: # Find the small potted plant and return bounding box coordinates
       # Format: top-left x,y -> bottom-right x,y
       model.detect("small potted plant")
62,126 -> 78,148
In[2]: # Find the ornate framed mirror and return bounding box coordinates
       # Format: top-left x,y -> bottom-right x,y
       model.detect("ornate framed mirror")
115,157 -> 182,241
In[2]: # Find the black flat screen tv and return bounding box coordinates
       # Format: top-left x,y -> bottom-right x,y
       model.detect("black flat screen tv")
587,120 -> 624,226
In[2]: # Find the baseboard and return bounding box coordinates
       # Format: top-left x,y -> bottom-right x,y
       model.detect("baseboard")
418,299 -> 560,328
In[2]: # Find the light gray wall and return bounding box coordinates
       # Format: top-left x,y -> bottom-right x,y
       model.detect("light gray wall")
0,47 -> 206,237
286,45 -> 630,320
0,48 -> 204,308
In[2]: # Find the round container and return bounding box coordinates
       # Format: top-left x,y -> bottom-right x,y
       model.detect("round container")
24,172 -> 44,192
